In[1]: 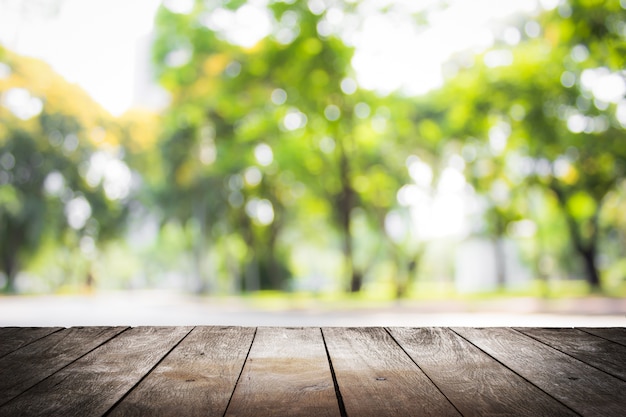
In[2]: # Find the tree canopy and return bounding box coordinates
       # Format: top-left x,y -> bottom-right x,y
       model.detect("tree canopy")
1,0 -> 625,296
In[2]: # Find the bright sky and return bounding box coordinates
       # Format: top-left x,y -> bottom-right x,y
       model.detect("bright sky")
0,0 -> 548,116
0,0 -> 161,116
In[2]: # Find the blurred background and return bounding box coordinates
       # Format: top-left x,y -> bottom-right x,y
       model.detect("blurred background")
0,0 -> 625,326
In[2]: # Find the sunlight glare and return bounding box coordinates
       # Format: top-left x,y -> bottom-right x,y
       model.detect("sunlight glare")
408,159 -> 433,188
254,143 -> 273,166
43,171 -> 65,197
489,122 -> 510,154
245,198 -> 274,225
204,3 -> 272,48
319,136 -> 336,154
162,0 -> 194,14
438,167 -> 466,194
65,196 -> 92,230
282,108 -> 308,131
384,209 -> 407,243
244,166 -> 262,187
271,88 -> 287,105
581,68 -> 626,104
85,151 -> 132,200
484,50 -> 513,68
324,105 -> 341,121
354,102 -> 371,119
1,88 -> 43,120
340,78 -> 357,95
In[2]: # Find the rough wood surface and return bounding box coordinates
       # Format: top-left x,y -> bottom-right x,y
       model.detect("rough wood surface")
581,327 -> 626,347
323,327 -> 460,417
454,327 -> 626,416
0,326 -> 625,416
224,327 -> 340,417
0,327 -> 61,358
388,327 -> 577,416
0,326 -> 125,406
108,326 -> 255,417
516,327 -> 626,382
0,326 -> 191,417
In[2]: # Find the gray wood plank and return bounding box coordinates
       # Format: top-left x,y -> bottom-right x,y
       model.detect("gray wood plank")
323,327 -> 460,417
0,326 -> 192,417
224,327 -> 340,417
0,327 -> 62,358
454,327 -> 626,416
581,327 -> 626,347
517,327 -> 626,382
0,326 -> 126,406
388,327 -> 578,416
107,326 -> 255,417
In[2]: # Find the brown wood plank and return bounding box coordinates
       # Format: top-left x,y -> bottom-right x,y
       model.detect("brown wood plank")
454,327 -> 626,416
517,327 -> 626,382
0,326 -> 126,406
388,327 -> 577,416
323,327 -> 460,417
0,327 -> 62,358
580,327 -> 626,347
224,327 -> 340,417
107,326 -> 255,417
0,326 -> 192,417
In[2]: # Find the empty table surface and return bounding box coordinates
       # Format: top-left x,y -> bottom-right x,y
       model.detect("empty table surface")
0,326 -> 625,416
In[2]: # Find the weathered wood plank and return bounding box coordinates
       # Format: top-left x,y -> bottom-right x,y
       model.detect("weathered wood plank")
388,327 -> 577,416
0,327 -> 62,358
224,327 -> 340,417
0,326 -> 191,417
0,326 -> 126,406
323,327 -> 460,417
107,326 -> 255,417
454,327 -> 626,416
580,327 -> 626,347
517,327 -> 626,382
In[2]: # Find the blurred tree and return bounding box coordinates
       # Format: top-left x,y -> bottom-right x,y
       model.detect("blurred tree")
0,46 -> 128,292
433,0 -> 626,290
151,0 -> 407,292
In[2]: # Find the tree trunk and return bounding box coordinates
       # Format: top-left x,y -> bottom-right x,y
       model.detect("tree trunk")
581,247 -> 601,290
244,257 -> 260,292
1,242 -> 19,293
2,264 -> 17,293
191,196 -> 212,294
550,184 -> 602,290
395,250 -> 423,299
266,222 -> 283,290
493,236 -> 507,290
337,143 -> 360,292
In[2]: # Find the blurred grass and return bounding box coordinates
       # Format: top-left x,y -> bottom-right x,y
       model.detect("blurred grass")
232,278 -> 626,312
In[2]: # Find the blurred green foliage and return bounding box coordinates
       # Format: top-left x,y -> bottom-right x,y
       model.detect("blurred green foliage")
1,0 -> 626,296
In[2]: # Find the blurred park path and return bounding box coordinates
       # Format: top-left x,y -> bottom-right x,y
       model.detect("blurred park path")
0,291 -> 624,327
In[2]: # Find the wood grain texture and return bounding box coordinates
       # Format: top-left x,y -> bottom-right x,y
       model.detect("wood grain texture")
0,327 -> 61,358
323,327 -> 460,417
454,327 -> 626,416
388,327 -> 577,416
107,326 -> 255,417
225,327 -> 340,417
0,326 -> 125,406
516,327 -> 626,382
0,326 -> 191,417
581,327 -> 626,347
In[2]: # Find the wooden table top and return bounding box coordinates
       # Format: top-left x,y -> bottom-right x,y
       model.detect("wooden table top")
0,326 -> 625,416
